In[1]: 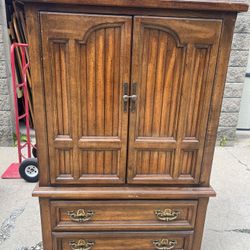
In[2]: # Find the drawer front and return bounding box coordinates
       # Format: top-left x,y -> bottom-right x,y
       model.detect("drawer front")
53,231 -> 193,250
51,200 -> 197,231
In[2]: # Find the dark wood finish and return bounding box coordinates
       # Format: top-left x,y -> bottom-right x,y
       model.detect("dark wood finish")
23,0 -> 248,249
39,199 -> 53,250
22,0 -> 249,12
25,5 -> 50,186
51,200 -> 197,231
53,231 -> 194,250
200,14 -> 237,186
192,198 -> 209,250
33,185 -> 216,199
128,16 -> 221,185
22,3 -> 241,20
25,4 -> 246,188
40,12 -> 131,184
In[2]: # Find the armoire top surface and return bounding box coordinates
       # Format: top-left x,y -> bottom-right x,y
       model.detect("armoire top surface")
21,0 -> 249,12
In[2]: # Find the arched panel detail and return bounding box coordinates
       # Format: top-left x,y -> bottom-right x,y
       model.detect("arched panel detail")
128,16 -> 221,185
78,25 -> 123,138
40,12 -> 132,184
136,25 -> 187,139
142,23 -> 185,47
75,19 -> 130,181
80,22 -> 124,44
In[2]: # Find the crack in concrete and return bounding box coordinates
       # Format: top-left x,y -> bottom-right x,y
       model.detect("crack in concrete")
208,228 -> 250,235
208,228 -> 224,233
226,229 -> 250,234
226,149 -> 250,171
16,241 -> 43,250
0,207 -> 25,245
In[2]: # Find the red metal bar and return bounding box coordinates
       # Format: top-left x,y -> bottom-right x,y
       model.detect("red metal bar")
20,142 -> 28,149
10,43 -> 32,163
17,83 -> 25,88
18,114 -> 27,120
21,46 -> 31,158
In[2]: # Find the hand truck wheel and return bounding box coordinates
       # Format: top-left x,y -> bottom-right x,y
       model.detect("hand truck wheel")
19,158 -> 39,182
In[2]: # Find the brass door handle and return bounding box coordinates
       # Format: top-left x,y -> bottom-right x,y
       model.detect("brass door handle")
154,209 -> 180,221
67,209 -> 94,222
69,239 -> 95,250
153,239 -> 177,250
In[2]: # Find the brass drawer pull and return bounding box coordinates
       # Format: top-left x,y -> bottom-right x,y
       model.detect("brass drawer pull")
153,239 -> 177,250
69,239 -> 95,250
154,209 -> 180,221
67,209 -> 94,222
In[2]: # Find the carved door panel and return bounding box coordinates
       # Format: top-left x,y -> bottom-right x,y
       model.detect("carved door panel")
127,16 -> 222,184
40,13 -> 132,184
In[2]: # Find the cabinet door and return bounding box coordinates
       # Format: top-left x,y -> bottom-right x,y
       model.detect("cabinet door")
127,16 -> 222,184
40,13 -> 132,184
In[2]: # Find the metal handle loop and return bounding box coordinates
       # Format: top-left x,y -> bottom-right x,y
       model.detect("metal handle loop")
67,209 -> 94,223
69,239 -> 95,250
154,209 -> 180,222
153,239 -> 177,250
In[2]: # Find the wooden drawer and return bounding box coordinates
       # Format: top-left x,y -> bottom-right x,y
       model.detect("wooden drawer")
53,231 -> 193,250
51,200 -> 197,231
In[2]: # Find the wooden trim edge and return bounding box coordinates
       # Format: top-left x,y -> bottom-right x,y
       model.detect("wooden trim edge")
32,184 -> 216,199
21,0 -> 249,12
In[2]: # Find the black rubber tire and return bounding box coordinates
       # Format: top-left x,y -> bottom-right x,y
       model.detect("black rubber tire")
19,158 -> 39,182
32,145 -> 38,158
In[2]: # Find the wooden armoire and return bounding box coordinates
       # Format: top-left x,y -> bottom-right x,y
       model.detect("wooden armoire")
22,0 -> 248,249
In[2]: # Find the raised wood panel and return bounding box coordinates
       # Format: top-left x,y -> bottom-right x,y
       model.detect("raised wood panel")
55,149 -> 74,179
184,45 -> 211,139
135,150 -> 175,176
51,40 -> 71,137
184,47 -> 210,139
137,29 -> 184,138
51,200 -> 197,231
180,150 -> 198,178
78,27 -> 122,137
80,150 -> 119,176
53,231 -> 193,250
40,13 -> 132,184
128,16 -> 222,184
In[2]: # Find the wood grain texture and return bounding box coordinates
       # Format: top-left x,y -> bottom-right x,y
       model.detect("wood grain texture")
25,3 -> 240,250
39,199 -> 53,250
200,14 -> 237,186
51,200 -> 197,231
80,150 -> 119,175
32,185 -> 216,199
128,16 -> 222,185
24,5 -> 50,186
40,13 -> 132,184
53,231 -> 194,250
26,3 -> 240,188
21,0 -> 249,12
192,198 -> 209,250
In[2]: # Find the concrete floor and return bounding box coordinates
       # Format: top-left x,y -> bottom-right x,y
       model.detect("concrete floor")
0,131 -> 249,250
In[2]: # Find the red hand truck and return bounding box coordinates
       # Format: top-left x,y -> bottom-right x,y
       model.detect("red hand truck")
10,43 -> 39,182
